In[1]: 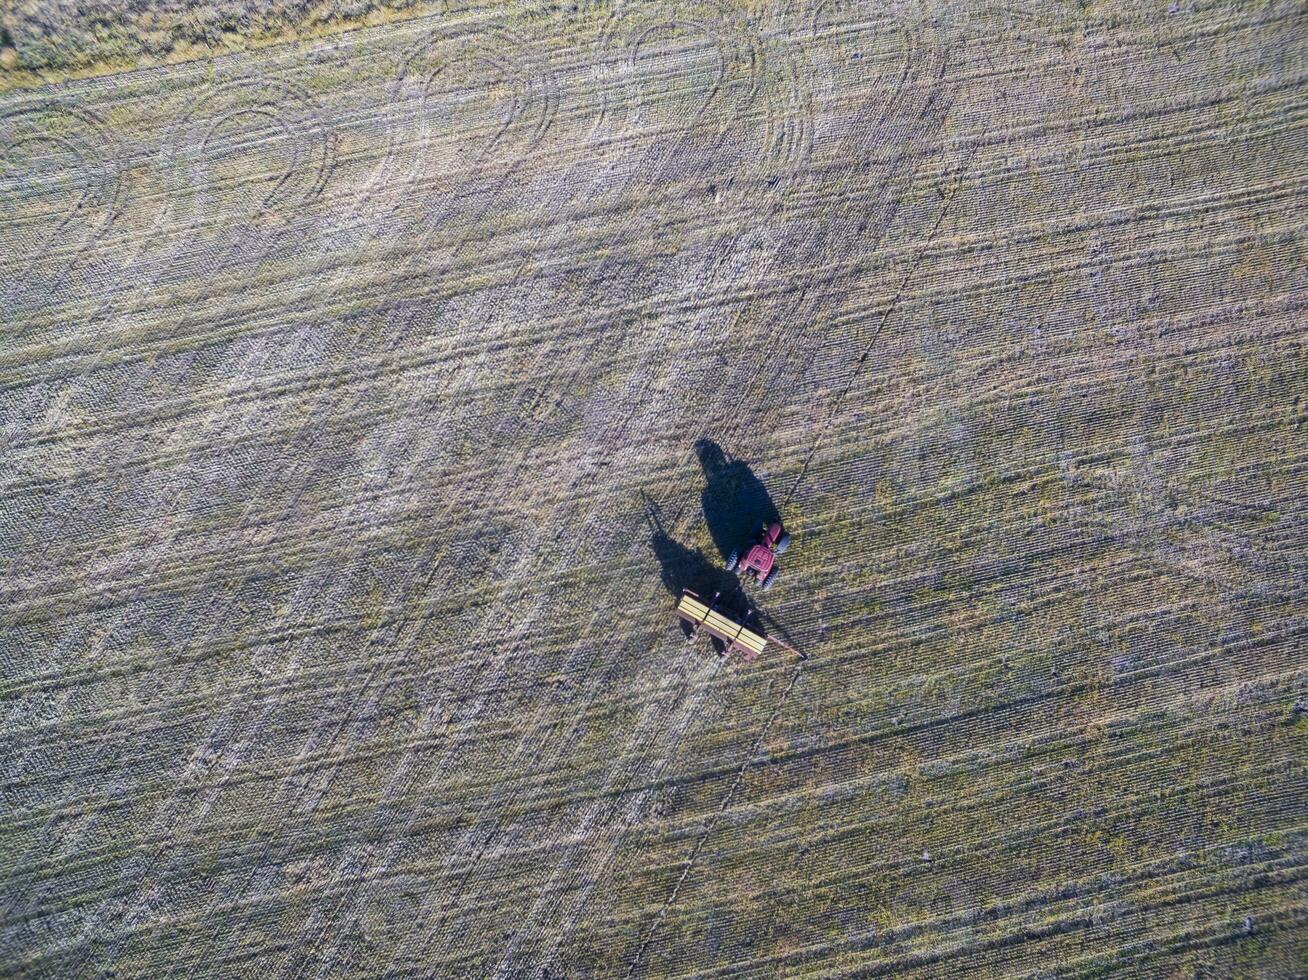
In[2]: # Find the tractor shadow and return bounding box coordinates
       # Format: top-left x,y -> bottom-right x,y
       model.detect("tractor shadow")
695,439 -> 780,562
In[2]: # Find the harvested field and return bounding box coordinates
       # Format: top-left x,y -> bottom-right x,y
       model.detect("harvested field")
1,0 -> 1306,976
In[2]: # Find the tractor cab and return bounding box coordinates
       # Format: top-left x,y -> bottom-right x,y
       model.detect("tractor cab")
726,521 -> 790,590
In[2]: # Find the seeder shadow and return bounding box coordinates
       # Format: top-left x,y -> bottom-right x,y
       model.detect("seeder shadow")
695,439 -> 780,561
642,494 -> 752,652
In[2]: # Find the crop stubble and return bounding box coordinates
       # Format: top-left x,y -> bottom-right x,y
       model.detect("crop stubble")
1,0 -> 1305,977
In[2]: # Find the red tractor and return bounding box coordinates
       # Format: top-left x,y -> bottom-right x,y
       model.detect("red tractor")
725,521 -> 790,591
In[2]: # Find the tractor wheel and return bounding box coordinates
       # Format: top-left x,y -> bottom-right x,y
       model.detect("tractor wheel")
725,549 -> 738,572
762,569 -> 777,591
775,533 -> 791,555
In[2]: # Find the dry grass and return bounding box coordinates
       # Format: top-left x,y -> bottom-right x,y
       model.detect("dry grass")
1,0 -> 1306,976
